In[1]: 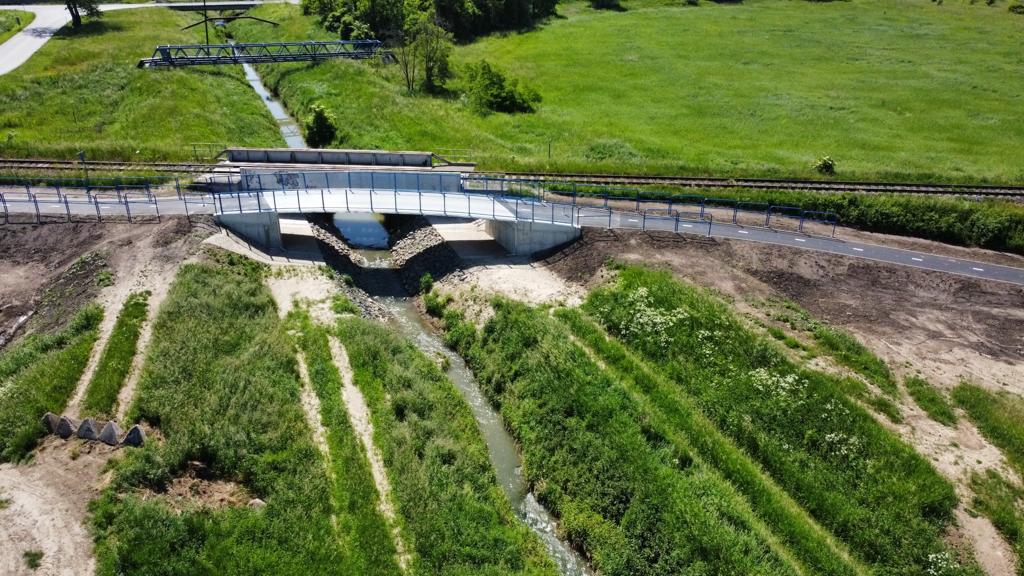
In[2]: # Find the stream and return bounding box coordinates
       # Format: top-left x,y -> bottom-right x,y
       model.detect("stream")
241,62 -> 590,576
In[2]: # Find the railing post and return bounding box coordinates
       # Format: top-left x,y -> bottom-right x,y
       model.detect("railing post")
175,175 -> 182,199
369,186 -> 374,212
514,197 -> 518,221
257,190 -> 263,212
532,201 -> 535,223
296,187 -> 302,212
64,193 -> 72,223
766,206 -> 773,228
0,193 -> 8,224
217,193 -> 225,215
272,188 -> 278,212
183,194 -> 191,225
154,196 -> 161,223
551,202 -> 555,224
442,189 -> 446,216
674,215 -> 679,233
124,196 -> 132,223
344,186 -> 349,212
607,208 -> 612,229
635,190 -> 640,212
32,193 -> 41,224
642,211 -> 646,231
95,196 -> 102,222
237,192 -> 243,214
321,188 -> 326,212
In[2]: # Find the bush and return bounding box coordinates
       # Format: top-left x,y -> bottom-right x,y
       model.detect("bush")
813,155 -> 836,175
464,60 -> 541,114
1010,1 -> 1024,14
304,103 -> 337,148
418,272 -> 434,294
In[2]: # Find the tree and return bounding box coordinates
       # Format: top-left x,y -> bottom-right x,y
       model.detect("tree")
304,104 -> 338,148
66,0 -> 101,28
395,11 -> 452,94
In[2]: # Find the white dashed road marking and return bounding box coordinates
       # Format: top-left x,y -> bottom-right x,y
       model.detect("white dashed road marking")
794,238 -> 806,242
738,230 -> 749,234
972,267 -> 985,272
911,257 -> 923,262
852,247 -> 864,252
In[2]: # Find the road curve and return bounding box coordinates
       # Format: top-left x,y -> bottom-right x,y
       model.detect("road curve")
0,1 -> 295,76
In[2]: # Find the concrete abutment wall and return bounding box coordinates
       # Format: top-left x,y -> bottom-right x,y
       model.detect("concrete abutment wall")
217,212 -> 283,249
485,219 -> 581,256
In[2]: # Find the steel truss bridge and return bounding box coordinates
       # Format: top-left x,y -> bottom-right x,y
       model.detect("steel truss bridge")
137,40 -> 391,68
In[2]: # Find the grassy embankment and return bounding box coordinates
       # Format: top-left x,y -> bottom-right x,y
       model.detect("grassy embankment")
336,315 -> 559,575
558,265 -> 970,574
905,376 -> 957,427
0,305 -> 102,462
953,384 -> 1024,574
287,310 -> 402,576
0,9 -> 282,161
0,10 -> 34,44
432,295 -> 808,575
81,291 -> 150,419
233,0 -> 1024,183
89,252 -> 347,574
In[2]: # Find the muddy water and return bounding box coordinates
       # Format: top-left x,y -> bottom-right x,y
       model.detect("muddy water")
356,250 -> 591,576
239,57 -> 306,148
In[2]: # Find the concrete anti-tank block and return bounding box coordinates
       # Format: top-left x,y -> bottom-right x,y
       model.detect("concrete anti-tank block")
122,425 -> 146,447
77,418 -> 101,441
41,412 -> 61,434
98,421 -> 124,446
55,416 -> 81,439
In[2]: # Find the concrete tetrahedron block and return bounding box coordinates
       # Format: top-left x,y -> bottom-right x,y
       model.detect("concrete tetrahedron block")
98,421 -> 124,446
55,416 -> 80,439
77,418 -> 101,441
122,425 -> 146,447
41,412 -> 61,434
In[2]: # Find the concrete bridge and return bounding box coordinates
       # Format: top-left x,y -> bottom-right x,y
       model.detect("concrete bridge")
2,169 -> 1023,285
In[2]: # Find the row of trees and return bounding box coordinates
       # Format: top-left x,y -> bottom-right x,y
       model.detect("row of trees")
302,0 -> 556,42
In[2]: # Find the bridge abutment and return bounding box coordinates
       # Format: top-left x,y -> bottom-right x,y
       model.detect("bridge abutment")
485,220 -> 581,256
217,212 -> 283,249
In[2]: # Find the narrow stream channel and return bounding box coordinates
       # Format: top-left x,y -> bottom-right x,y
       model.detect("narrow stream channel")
240,62 -> 590,575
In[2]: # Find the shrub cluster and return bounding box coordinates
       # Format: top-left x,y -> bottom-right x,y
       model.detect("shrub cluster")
464,60 -> 541,114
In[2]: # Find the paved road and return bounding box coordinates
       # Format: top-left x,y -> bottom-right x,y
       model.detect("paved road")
0,1 -> 293,75
3,186 -> 1023,286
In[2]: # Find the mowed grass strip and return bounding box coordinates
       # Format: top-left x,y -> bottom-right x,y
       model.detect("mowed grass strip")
90,253 -> 345,575
954,383 -> 1024,477
288,310 -> 402,576
554,307 -> 865,576
336,316 -> 558,576
583,265 -> 973,575
0,10 -> 34,44
234,1 -> 1024,182
0,305 -> 102,462
0,8 -> 282,161
82,291 -> 150,419
440,299 -> 799,576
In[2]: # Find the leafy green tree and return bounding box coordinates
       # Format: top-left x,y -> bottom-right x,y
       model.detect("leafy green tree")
396,11 -> 452,94
66,0 -> 101,28
465,60 -> 541,113
304,104 -> 337,148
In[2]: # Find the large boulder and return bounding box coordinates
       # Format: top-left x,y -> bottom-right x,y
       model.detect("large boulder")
77,418 -> 101,441
41,412 -> 60,434
98,421 -> 124,446
122,425 -> 146,447
55,416 -> 80,439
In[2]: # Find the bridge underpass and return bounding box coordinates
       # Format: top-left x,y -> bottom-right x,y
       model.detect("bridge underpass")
1,170 -> 1022,286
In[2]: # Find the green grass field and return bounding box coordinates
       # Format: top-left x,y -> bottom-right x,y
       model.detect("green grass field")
90,252 -> 344,574
0,10 -> 34,45
233,0 -> 1024,182
82,291 -> 149,419
0,305 -> 102,462
0,8 -> 282,161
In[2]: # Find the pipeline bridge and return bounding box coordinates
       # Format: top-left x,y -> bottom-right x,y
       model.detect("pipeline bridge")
1,169 -> 1022,286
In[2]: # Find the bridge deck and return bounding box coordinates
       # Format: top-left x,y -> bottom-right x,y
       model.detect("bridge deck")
138,41 -> 391,68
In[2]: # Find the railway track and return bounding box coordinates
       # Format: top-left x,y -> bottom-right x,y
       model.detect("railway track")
497,171 -> 1024,199
3,157 -> 1023,199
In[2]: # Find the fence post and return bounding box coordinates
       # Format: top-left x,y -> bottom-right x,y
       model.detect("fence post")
237,191 -> 243,214
217,193 -> 224,215
369,186 -> 374,213
608,208 -> 612,229
765,206 -> 773,228
532,201 -> 535,223
674,215 -> 679,233
442,190 -> 446,216
64,194 -> 72,223
799,212 -> 805,233
154,196 -> 161,223
418,189 -> 422,214
551,202 -> 555,224
32,193 -> 41,224
0,193 -> 7,224
344,186 -> 349,212
573,182 -> 577,206
635,190 -> 640,212
272,188 -> 278,212
732,205 -> 739,225
296,188 -> 302,212
175,175 -> 182,199
514,197 -> 518,221
124,197 -> 132,223
642,212 -> 646,231
492,196 -> 496,220
183,194 -> 191,226
321,188 -> 326,212
95,196 -> 102,222
257,191 -> 263,212
55,183 -> 62,203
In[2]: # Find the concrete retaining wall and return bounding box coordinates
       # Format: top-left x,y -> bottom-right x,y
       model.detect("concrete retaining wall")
485,219 -> 581,256
240,170 -> 460,194
217,212 -> 283,249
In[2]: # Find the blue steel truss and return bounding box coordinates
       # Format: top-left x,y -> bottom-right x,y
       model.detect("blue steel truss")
138,40 -> 391,68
